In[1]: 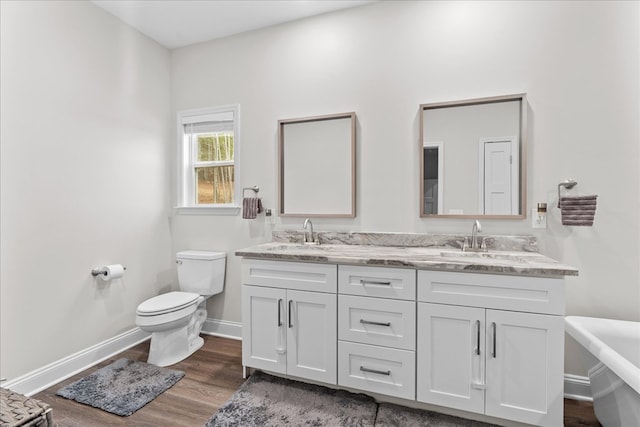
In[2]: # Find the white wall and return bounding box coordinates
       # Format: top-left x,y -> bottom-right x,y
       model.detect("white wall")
0,1 -> 173,380
171,0 -> 639,377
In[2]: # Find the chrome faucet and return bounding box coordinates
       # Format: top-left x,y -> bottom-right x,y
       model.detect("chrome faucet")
463,220 -> 487,252
471,220 -> 481,249
303,218 -> 316,244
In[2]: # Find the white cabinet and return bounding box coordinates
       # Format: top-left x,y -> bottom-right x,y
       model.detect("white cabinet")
417,303 -> 486,414
338,341 -> 416,400
242,260 -> 337,385
484,309 -> 564,425
417,271 -> 565,427
338,265 -> 416,300
337,265 -> 416,399
242,285 -> 286,372
240,258 -> 566,427
287,289 -> 337,383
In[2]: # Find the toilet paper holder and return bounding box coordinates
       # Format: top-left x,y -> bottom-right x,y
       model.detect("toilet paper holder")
91,266 -> 127,277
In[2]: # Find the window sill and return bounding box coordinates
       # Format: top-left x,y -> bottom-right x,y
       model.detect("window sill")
174,205 -> 241,216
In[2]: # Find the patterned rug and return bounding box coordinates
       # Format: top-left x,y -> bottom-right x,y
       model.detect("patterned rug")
375,402 -> 497,427
206,371 -> 377,426
206,371 -> 497,427
56,358 -> 184,416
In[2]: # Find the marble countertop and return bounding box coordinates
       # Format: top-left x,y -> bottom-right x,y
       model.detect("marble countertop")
235,241 -> 579,278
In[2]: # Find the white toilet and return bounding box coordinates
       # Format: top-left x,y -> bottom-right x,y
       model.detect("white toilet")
135,250 -> 226,367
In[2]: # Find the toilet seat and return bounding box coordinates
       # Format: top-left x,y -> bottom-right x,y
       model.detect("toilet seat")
136,291 -> 202,328
137,291 -> 200,316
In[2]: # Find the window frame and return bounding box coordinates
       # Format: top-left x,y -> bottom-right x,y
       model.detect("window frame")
175,104 -> 241,215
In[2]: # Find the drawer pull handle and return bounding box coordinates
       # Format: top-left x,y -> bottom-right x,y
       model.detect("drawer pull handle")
360,366 -> 391,376
492,322 -> 497,358
360,319 -> 391,327
360,279 -> 392,286
475,320 -> 481,356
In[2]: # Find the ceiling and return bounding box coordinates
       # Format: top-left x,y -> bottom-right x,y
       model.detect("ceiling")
91,0 -> 376,50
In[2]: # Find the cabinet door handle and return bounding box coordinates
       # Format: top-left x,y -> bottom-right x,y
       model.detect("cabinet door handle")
288,300 -> 293,328
360,366 -> 391,376
475,320 -> 481,355
492,322 -> 497,358
360,279 -> 391,286
360,319 -> 391,327
277,299 -> 283,327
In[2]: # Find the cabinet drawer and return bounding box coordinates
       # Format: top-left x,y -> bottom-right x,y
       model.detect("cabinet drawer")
338,341 -> 415,400
338,295 -> 415,350
338,265 -> 415,300
242,259 -> 337,293
417,270 -> 565,315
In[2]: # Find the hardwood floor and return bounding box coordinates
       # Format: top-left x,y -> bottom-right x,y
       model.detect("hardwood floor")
35,336 -> 244,427
34,335 -> 600,426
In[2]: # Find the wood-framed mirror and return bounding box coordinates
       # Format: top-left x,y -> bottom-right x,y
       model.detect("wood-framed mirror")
419,94 -> 527,219
278,112 -> 356,217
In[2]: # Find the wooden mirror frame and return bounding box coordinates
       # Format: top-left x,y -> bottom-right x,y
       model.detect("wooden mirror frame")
419,94 -> 527,219
278,112 -> 356,218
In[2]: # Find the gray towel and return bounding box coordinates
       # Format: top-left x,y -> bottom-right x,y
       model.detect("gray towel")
560,195 -> 597,226
242,197 -> 263,219
561,204 -> 597,210
562,219 -> 595,226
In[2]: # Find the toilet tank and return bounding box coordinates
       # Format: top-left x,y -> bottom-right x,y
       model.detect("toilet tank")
176,250 -> 226,296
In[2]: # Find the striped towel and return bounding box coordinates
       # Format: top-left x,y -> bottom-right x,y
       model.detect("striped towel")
559,195 -> 597,226
242,197 -> 263,219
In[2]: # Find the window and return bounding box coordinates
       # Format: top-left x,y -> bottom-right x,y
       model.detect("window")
176,105 -> 240,214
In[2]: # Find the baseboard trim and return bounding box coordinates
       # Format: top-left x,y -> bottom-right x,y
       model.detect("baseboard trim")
564,374 -> 592,401
201,318 -> 242,340
2,328 -> 150,396
1,318 -> 241,397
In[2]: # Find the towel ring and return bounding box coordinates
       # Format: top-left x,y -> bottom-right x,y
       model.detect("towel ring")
243,186 -> 259,196
557,179 -> 577,207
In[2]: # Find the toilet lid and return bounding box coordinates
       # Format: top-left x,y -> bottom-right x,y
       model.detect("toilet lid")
137,291 -> 200,315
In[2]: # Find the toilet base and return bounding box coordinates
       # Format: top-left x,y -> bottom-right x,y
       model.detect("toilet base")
146,306 -> 207,367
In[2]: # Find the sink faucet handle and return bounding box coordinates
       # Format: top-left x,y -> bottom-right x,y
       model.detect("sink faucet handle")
462,236 -> 470,251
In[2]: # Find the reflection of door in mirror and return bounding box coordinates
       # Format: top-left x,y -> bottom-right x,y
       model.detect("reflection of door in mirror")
420,94 -> 526,219
479,137 -> 519,215
423,142 -> 443,214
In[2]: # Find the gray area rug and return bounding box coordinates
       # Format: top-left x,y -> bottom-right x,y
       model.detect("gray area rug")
206,371 -> 497,427
206,371 -> 378,426
375,402 -> 496,427
56,357 -> 184,416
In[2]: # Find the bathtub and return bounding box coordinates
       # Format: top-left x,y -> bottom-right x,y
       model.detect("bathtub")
565,316 -> 640,427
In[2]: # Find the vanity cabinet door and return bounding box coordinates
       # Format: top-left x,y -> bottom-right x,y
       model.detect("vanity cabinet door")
286,290 -> 337,384
242,285 -> 287,374
242,285 -> 337,384
417,302 -> 486,414
485,310 -> 564,427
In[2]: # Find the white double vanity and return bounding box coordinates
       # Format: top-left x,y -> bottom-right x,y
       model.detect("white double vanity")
236,232 -> 577,427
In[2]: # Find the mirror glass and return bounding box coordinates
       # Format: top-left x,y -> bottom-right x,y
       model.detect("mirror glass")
279,112 -> 356,217
420,94 -> 527,218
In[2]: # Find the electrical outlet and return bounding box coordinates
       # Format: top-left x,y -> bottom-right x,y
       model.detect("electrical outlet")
531,208 -> 547,229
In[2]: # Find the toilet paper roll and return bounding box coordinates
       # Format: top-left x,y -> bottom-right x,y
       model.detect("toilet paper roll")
101,264 -> 124,281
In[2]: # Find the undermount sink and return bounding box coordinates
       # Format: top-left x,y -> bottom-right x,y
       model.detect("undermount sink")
439,251 -> 529,263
